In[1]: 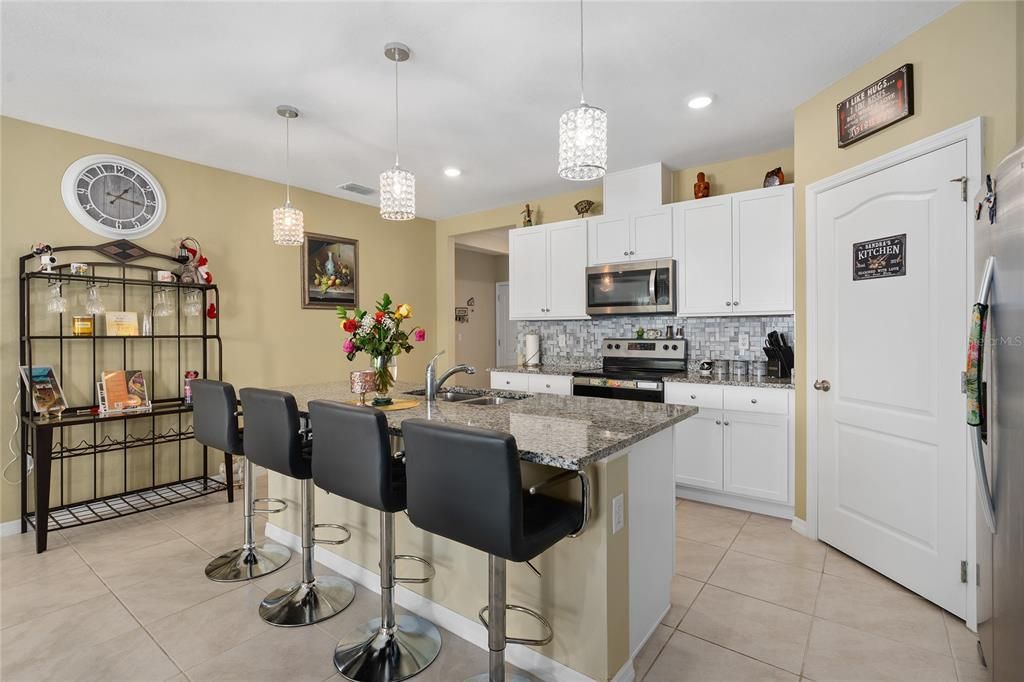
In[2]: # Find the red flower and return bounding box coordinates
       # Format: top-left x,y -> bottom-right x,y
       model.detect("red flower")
342,318 -> 359,333
414,328 -> 426,343
374,311 -> 386,323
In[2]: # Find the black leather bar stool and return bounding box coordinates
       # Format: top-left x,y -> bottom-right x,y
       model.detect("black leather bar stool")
308,400 -> 442,682
239,388 -> 356,626
402,419 -> 587,682
192,379 -> 291,582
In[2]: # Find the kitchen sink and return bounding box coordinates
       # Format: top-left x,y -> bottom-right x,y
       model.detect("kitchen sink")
403,389 -> 479,402
461,396 -> 516,406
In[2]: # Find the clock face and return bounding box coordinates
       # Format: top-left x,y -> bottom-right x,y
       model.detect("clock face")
61,155 -> 166,238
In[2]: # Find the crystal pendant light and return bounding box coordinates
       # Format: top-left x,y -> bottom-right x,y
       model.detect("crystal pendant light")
272,105 -> 304,245
380,42 -> 415,221
558,0 -> 607,181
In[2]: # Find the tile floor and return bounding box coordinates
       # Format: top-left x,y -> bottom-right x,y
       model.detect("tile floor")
637,499 -> 986,682
0,491 -> 984,682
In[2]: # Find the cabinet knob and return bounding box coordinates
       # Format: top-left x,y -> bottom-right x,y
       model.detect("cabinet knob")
623,251 -> 629,256
629,250 -> 635,255
723,421 -> 730,426
505,381 -> 511,385
725,301 -> 732,306
715,419 -> 721,425
545,384 -> 551,388
751,398 -> 758,404
732,300 -> 739,306
690,394 -> 697,399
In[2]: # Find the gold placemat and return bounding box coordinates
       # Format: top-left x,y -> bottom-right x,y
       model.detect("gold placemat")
343,398 -> 420,411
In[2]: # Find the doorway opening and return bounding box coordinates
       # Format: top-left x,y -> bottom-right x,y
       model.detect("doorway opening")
452,226 -> 511,389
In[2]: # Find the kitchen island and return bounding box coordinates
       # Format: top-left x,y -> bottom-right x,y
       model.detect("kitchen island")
264,380 -> 695,681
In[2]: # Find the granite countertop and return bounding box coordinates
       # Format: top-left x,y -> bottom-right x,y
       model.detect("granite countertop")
489,365 -> 795,390
488,364 -> 599,375
272,380 -> 696,470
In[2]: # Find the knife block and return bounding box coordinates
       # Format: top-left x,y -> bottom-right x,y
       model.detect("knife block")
763,346 -> 793,379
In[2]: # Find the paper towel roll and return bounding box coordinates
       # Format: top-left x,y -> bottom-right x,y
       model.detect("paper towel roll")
524,334 -> 541,367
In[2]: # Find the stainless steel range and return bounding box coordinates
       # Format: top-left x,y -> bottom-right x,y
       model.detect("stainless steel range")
572,338 -> 688,403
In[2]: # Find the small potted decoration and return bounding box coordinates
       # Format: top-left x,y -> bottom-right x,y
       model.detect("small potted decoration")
337,293 -> 426,405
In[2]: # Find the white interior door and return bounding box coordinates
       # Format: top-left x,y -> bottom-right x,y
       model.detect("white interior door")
816,141 -> 969,616
494,282 -> 517,367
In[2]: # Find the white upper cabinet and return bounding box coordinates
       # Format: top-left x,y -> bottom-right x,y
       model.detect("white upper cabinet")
588,207 -> 673,265
672,185 -> 793,316
673,195 -> 734,315
732,186 -> 794,314
546,220 -> 589,318
589,215 -> 632,264
509,219 -> 589,320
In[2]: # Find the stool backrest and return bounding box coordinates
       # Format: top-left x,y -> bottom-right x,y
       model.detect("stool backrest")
308,400 -> 404,513
402,418 -> 522,560
191,379 -> 243,456
238,388 -> 311,480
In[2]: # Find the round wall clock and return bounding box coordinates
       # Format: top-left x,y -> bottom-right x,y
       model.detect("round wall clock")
61,154 -> 166,239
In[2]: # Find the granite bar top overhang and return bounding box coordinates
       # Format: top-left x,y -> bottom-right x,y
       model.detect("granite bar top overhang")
272,381 -> 697,470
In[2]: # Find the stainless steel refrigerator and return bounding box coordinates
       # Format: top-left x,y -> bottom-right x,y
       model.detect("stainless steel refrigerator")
971,137 -> 1024,682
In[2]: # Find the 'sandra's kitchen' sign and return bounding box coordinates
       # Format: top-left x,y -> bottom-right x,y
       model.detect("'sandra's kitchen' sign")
853,234 -> 906,281
837,64 -> 914,147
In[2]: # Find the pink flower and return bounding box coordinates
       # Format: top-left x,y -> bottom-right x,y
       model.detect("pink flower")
343,339 -> 355,354
414,328 -> 426,343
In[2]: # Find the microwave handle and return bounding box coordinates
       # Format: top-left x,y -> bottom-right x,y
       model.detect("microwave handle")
648,269 -> 656,304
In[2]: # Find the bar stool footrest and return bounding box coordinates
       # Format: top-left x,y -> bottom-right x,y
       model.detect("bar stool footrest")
394,554 -> 436,584
478,604 -> 554,646
313,522 -> 351,546
252,497 -> 288,514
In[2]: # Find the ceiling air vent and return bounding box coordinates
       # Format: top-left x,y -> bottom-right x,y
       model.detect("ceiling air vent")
337,182 -> 376,196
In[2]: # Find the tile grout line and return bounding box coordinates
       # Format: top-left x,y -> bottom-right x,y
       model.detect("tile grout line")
673,628 -> 808,679
797,546 -> 827,679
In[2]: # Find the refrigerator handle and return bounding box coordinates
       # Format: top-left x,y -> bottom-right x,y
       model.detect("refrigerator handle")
969,256 -> 997,533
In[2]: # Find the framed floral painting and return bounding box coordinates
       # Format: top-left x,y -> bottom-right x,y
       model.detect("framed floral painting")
301,232 -> 358,309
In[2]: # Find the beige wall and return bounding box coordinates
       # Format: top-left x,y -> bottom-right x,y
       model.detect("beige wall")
673,147 -> 795,200
792,1 -> 1020,519
0,117 -> 437,524
453,248 -> 507,388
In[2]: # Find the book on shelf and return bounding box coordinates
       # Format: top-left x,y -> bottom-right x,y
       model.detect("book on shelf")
98,370 -> 151,414
19,365 -> 68,416
105,311 -> 139,336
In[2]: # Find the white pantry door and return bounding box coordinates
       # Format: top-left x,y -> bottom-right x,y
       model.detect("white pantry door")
815,141 -> 969,616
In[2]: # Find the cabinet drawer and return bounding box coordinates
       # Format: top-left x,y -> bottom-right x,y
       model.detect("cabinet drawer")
665,382 -> 723,410
491,372 -> 530,392
723,387 -> 788,415
527,374 -> 572,395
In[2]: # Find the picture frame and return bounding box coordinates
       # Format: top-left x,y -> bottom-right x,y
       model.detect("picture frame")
301,232 -> 359,309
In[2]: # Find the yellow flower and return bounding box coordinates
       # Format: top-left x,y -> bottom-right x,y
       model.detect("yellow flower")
395,303 -> 413,320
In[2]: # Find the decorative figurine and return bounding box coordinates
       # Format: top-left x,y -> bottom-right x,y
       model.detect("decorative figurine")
763,167 -> 785,187
693,172 -> 710,199
521,203 -> 533,227
574,199 -> 595,217
33,243 -> 56,273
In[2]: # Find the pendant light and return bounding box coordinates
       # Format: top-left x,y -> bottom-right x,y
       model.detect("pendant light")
558,0 -> 607,181
380,42 -> 415,221
272,105 -> 304,246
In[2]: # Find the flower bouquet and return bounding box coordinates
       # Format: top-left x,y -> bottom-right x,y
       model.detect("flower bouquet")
337,293 -> 426,405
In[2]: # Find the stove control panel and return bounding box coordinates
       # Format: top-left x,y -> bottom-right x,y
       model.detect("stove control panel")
601,337 -> 687,360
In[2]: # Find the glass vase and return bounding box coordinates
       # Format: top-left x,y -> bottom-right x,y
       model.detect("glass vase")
371,355 -> 397,406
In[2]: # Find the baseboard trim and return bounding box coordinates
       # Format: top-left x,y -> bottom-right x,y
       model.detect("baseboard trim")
0,519 -> 22,537
790,516 -> 813,539
610,658 -> 637,682
675,485 -> 793,519
266,523 -> 595,682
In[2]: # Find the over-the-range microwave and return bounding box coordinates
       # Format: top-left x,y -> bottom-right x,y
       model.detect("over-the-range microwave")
585,259 -> 676,315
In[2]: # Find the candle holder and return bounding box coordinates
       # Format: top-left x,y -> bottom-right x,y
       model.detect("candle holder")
350,370 -> 378,406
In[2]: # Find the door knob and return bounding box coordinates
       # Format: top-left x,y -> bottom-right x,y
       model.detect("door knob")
814,379 -> 831,392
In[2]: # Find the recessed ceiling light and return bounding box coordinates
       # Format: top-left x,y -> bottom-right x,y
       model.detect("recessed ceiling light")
444,167 -> 462,178
688,95 -> 713,110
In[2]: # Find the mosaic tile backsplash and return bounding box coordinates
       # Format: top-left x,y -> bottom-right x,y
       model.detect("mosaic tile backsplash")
516,315 -> 795,365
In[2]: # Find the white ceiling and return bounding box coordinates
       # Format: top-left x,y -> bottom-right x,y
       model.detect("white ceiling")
1,1 -> 955,219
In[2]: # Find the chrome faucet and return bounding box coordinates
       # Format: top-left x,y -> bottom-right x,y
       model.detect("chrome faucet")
425,350 -> 476,401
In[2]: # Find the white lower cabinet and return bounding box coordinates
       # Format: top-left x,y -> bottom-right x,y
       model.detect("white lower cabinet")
490,371 -> 570,395
667,382 -> 792,507
674,409 -> 723,491
490,372 -> 530,392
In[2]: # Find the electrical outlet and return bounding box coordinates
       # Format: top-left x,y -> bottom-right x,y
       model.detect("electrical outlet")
612,494 -> 625,534
739,333 -> 750,351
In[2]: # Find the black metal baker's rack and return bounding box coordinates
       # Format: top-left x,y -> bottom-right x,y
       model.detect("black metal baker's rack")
18,240 -> 230,552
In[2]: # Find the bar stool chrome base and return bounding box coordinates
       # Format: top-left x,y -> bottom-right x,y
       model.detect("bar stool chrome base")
465,673 -> 533,682
259,575 -> 356,627
204,543 -> 291,582
333,614 -> 442,682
